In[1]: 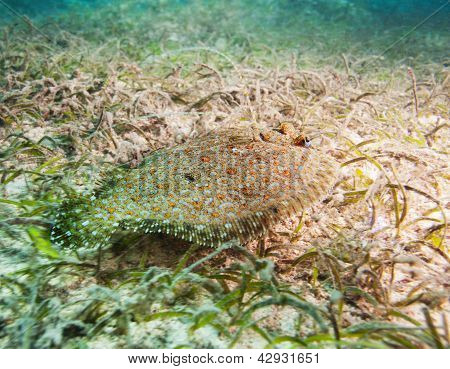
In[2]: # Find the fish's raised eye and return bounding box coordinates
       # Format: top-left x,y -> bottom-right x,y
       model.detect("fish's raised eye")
293,135 -> 311,147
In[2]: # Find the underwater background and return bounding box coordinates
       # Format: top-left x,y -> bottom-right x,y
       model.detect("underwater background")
1,0 -> 449,60
0,0 -> 449,349
2,0 -> 450,25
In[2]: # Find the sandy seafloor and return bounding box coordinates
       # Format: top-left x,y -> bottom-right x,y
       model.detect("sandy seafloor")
0,0 -> 448,348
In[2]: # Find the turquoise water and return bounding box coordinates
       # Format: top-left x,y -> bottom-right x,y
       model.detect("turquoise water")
2,0 -> 449,23
1,1 -> 448,55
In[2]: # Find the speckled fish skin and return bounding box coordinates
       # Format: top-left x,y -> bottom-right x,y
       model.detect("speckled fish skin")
51,124 -> 338,248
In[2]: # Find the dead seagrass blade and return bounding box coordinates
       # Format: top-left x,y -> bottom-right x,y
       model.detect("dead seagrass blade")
51,124 -> 338,249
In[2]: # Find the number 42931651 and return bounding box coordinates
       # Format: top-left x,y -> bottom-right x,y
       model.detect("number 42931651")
257,352 -> 319,364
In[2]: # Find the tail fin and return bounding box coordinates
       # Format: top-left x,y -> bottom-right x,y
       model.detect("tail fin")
50,194 -> 113,250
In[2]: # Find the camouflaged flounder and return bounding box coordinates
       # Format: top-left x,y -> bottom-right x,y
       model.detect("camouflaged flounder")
51,123 -> 338,248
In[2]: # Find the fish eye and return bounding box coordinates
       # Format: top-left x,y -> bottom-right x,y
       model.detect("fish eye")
293,135 -> 311,147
